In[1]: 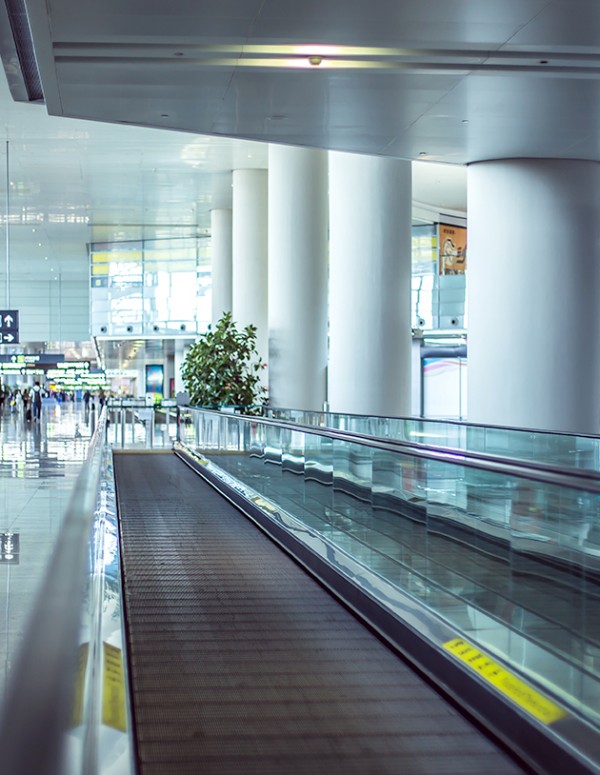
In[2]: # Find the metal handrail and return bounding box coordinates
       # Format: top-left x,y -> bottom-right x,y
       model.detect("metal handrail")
264,405 -> 600,440
0,408 -> 108,775
179,406 -> 600,493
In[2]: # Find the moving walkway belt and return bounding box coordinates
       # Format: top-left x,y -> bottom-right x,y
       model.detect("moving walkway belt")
114,452 -> 525,775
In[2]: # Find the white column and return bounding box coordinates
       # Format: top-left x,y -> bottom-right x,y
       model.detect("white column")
328,152 -> 412,416
174,339 -> 186,395
164,355 -> 174,398
210,208 -> 232,327
136,367 -> 145,399
232,169 -> 268,364
468,159 -> 600,433
268,145 -> 328,410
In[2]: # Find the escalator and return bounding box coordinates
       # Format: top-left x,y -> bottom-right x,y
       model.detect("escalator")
114,451 -> 524,775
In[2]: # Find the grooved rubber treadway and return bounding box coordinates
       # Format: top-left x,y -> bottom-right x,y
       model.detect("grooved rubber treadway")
114,452 -> 524,775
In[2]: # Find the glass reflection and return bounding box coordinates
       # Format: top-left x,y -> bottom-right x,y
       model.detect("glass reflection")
189,408 -> 600,729
263,408 -> 600,474
0,402 -> 95,702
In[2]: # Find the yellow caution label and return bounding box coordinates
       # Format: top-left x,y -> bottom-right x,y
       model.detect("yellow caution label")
102,643 -> 127,732
70,642 -> 89,728
443,638 -> 567,725
251,495 -> 278,514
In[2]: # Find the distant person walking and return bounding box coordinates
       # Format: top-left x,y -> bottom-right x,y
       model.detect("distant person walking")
32,381 -> 42,421
22,388 -> 32,422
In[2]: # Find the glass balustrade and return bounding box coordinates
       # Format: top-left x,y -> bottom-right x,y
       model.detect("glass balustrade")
264,407 -> 600,473
178,407 -> 600,740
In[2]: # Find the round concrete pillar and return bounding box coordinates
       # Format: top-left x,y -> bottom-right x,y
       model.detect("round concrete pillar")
468,159 -> 600,433
328,152 -> 412,416
268,145 -> 328,410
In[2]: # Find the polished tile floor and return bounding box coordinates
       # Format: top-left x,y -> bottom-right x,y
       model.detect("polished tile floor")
0,401 -> 94,700
0,400 -> 177,702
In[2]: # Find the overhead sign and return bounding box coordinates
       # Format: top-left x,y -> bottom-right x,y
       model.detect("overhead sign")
106,369 -> 138,378
0,310 -> 19,344
56,360 -> 90,370
0,353 -> 65,364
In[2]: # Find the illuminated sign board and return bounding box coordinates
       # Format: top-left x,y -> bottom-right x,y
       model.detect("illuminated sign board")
0,353 -> 65,364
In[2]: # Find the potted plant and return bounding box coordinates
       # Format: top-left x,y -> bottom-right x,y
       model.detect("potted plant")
181,312 -> 267,412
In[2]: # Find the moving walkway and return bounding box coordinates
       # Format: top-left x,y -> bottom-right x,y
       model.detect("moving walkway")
2,408 -> 600,773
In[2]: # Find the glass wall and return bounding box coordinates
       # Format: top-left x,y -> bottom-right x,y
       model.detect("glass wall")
90,237 -> 211,336
412,222 -> 467,331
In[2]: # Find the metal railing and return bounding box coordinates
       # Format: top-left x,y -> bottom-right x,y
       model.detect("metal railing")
107,399 -> 177,449
0,408 -> 134,775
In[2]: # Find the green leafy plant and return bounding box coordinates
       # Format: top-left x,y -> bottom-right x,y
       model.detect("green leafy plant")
181,312 -> 267,410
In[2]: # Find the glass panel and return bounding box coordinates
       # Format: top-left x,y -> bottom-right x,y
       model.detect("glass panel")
189,408 -> 600,742
90,237 -> 212,335
264,408 -> 600,474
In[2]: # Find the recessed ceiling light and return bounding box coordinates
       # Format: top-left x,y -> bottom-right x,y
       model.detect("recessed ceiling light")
38,242 -> 42,246
418,151 -> 428,156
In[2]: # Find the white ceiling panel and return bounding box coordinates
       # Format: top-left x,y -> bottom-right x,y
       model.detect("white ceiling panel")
254,0 -> 550,44
43,0 -> 264,42
504,1 -> 600,49
15,0 -> 600,165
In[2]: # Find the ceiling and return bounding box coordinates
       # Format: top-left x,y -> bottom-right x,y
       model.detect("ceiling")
0,65 -> 467,285
100,337 -> 176,374
6,0 -> 596,369
17,0 -> 600,165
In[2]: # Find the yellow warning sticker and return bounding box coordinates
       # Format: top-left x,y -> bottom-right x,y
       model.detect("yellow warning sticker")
251,495 -> 278,514
70,642 -> 89,728
102,642 -> 127,732
443,638 -> 567,725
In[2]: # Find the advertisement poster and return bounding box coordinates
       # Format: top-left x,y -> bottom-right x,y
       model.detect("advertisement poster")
145,364 -> 164,399
439,224 -> 467,275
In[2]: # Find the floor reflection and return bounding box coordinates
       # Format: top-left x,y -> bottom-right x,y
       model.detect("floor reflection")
0,402 -> 91,701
